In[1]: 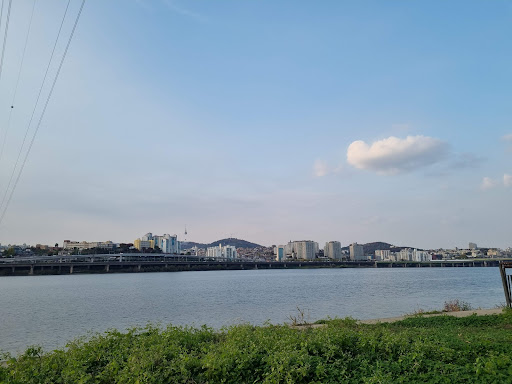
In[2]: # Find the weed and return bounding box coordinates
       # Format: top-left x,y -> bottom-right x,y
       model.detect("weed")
287,306 -> 311,326
2,312 -> 512,383
443,299 -> 473,312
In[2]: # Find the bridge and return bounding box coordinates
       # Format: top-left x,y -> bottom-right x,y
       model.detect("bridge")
0,254 -> 508,276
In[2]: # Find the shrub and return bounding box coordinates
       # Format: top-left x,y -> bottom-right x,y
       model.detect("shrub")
443,299 -> 473,312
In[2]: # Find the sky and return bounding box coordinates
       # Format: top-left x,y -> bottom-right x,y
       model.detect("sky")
0,0 -> 511,249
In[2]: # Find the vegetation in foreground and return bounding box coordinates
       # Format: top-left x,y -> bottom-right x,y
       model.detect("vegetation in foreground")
2,311 -> 512,383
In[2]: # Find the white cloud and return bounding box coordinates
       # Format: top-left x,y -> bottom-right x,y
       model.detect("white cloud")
346,135 -> 449,175
504,174 -> 512,187
313,160 -> 329,177
502,134 -> 512,141
481,177 -> 498,190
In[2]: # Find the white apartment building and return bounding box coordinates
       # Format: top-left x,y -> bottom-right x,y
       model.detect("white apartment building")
284,242 -> 295,259
349,243 -> 365,261
154,234 -> 180,254
290,240 -> 317,260
412,250 -> 431,262
399,248 -> 414,261
206,244 -> 237,259
279,240 -> 319,260
324,241 -> 342,260
62,240 -> 116,251
398,248 -> 432,262
374,249 -> 390,260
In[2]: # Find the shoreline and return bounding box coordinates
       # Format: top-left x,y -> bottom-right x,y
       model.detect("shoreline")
2,308 -> 511,382
359,307 -> 504,324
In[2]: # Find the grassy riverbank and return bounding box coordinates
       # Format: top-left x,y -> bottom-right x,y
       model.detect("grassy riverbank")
2,310 -> 512,383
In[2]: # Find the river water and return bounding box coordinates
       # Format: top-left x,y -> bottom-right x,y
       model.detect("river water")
0,267 -> 505,355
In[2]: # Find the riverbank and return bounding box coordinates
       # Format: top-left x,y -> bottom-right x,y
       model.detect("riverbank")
2,309 -> 511,383
359,307 -> 503,324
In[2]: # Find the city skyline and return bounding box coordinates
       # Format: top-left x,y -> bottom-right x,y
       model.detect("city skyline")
0,1 -> 511,249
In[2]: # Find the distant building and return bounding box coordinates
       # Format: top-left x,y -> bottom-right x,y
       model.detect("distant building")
487,249 -> 501,257
206,244 -> 237,259
154,234 -> 179,254
397,248 -> 431,262
398,248 -> 413,261
62,240 -> 116,251
469,242 -> 478,250
375,249 -> 390,260
412,250 -> 431,262
324,241 -> 342,260
349,243 -> 365,261
133,238 -> 155,251
276,245 -> 285,261
292,240 -> 317,260
134,232 -> 180,253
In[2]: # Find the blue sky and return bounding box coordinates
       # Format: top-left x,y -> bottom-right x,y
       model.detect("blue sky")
0,0 -> 511,249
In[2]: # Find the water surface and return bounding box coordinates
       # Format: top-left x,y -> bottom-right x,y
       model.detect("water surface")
0,267 -> 504,354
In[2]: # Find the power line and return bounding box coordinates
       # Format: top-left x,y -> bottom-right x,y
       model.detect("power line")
0,0 -> 86,227
0,0 -> 5,51
0,0 -> 71,216
0,0 -> 12,85
0,0 -> 8,159
0,0 -> 36,166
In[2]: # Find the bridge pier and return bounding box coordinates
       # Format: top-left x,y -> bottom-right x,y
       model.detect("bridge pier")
105,264 -> 110,272
69,265 -> 73,274
29,265 -> 34,275
138,265 -> 141,271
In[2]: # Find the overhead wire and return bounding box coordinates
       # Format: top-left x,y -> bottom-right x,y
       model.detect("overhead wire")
0,0 -> 9,158
0,0 -> 36,167
0,0 -> 5,51
0,0 -> 86,226
0,0 -> 12,85
0,0 -> 71,215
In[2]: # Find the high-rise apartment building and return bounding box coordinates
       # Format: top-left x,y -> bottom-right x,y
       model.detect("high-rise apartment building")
206,244 -> 237,259
374,249 -> 390,260
324,241 -> 342,260
349,242 -> 365,261
293,240 -> 317,260
134,232 -> 180,253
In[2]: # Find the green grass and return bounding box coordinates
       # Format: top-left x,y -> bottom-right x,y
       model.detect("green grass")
2,311 -> 512,383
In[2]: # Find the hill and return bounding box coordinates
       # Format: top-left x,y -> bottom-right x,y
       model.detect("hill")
181,238 -> 263,249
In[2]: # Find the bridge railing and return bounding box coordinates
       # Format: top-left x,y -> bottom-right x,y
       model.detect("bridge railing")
499,261 -> 512,308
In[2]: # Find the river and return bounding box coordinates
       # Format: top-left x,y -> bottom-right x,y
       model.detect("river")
0,267 -> 505,355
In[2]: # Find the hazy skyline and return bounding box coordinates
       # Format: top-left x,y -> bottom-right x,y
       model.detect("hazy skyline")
0,1 -> 511,249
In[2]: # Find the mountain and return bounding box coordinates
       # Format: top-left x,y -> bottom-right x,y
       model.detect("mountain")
181,238 -> 263,249
209,238 -> 263,249
361,242 -> 393,254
